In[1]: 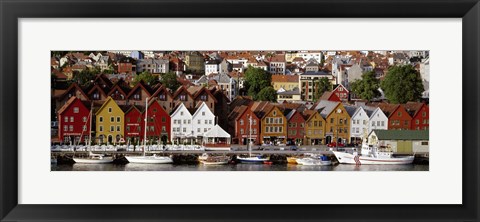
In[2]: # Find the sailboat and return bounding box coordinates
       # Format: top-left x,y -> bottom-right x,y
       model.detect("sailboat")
73,104 -> 114,164
236,115 -> 269,163
125,97 -> 173,164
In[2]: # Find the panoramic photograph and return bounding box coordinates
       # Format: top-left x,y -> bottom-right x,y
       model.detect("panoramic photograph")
50,50 -> 429,171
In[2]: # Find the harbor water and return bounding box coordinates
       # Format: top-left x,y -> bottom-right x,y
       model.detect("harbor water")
52,163 -> 428,171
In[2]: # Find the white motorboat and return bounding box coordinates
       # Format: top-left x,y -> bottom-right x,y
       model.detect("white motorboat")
237,156 -> 269,163
125,98 -> 173,164
296,157 -> 332,166
332,144 -> 414,165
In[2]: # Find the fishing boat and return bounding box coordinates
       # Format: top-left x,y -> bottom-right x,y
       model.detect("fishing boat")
332,144 -> 414,165
125,97 -> 173,164
199,155 -> 229,165
73,104 -> 114,164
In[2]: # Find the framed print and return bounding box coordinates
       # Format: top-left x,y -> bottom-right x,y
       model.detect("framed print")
1,0 -> 479,221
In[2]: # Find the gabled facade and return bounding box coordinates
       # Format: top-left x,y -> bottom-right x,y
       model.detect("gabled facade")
170,103 -> 193,144
151,86 -> 174,114
95,97 -> 125,144
404,102 -> 429,130
286,110 -> 306,145
190,86 -> 217,113
235,106 -> 261,145
332,84 -> 349,101
303,110 -> 326,145
126,81 -> 152,106
124,106 -> 143,145
58,97 -> 91,144
378,104 -> 412,130
368,107 -> 388,134
87,84 -> 109,105
57,82 -> 89,109
192,102 -> 215,139
260,105 -> 287,145
172,86 -> 195,109
350,106 -> 371,145
317,101 -> 351,144
146,100 -> 171,144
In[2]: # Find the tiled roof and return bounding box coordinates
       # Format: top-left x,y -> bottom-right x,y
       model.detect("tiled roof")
271,75 -> 299,83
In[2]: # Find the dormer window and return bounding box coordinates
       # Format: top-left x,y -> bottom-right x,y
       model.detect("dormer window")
180,94 -> 186,101
93,92 -> 99,100
200,95 -> 207,101
159,94 -> 166,101
133,94 -> 140,100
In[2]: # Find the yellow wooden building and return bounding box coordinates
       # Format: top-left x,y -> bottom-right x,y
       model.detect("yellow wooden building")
303,110 -> 326,145
95,96 -> 125,144
313,101 -> 350,144
257,104 -> 287,145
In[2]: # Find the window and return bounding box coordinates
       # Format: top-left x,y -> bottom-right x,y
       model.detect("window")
83,117 -> 87,122
421,141 -> 429,145
64,117 -> 68,123
183,128 -> 186,133
265,127 -> 269,133
150,126 -> 154,132
416,119 -> 420,124
204,128 -> 208,132
69,125 -> 73,132
330,118 -> 334,123
253,129 -> 257,134
240,129 -> 244,134
209,120 -> 212,124
99,126 -> 103,132
162,117 -> 166,123
197,128 -> 201,132
73,107 -> 79,113
240,120 -> 244,125
110,126 -> 114,132
188,120 -> 191,124
117,117 -> 121,122
253,120 -> 257,125
202,111 -> 205,116
64,125 -> 68,131
117,126 -> 121,131
70,117 -> 74,122
397,111 -> 402,117
404,120 -> 409,126
126,126 -> 130,132
279,118 -> 283,124
339,119 -> 343,124
180,111 -> 184,116
205,120 -> 208,124
198,120 -> 201,124
381,121 -> 385,126
108,107 -> 112,113
372,122 -> 375,126
183,120 -> 187,124
422,112 -> 426,117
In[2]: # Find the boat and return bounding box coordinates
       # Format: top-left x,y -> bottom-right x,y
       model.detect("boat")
74,152 -> 114,164
125,97 -> 173,164
199,155 -> 229,165
332,144 -> 414,165
73,104 -> 113,164
296,157 -> 331,166
286,157 -> 298,164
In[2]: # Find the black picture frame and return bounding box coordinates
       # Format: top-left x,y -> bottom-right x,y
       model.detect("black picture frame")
1,0 -> 478,221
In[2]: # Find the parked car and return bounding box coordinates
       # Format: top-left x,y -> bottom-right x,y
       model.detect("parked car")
327,142 -> 345,147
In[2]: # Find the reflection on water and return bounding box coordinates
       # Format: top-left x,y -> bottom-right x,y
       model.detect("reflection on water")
51,163 -> 428,171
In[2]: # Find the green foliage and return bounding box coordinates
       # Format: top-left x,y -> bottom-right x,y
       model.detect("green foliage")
160,72 -> 181,91
133,71 -> 156,85
313,77 -> 332,101
73,68 -> 97,86
380,65 -> 424,103
350,71 -> 381,101
102,66 -> 115,74
257,87 -> 277,102
244,66 -> 272,100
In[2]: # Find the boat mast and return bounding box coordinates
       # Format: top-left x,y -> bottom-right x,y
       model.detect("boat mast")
143,97 -> 148,156
248,114 -> 252,157
88,102 -> 93,150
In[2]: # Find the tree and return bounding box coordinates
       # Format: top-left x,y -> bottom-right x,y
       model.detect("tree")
73,68 -> 96,86
257,87 -> 277,102
380,65 -> 424,103
133,71 -> 156,85
313,77 -> 332,101
244,66 -> 272,100
350,71 -> 381,101
160,72 -> 181,90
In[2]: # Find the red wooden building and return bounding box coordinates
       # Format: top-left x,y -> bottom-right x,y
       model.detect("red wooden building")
146,99 -> 171,144
404,102 -> 429,130
332,84 -> 349,101
235,105 -> 261,145
58,96 -> 91,144
378,103 -> 412,130
285,109 -> 306,145
124,105 -> 144,145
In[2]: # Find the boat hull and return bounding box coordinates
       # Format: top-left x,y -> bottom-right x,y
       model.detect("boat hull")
237,157 -> 269,163
125,156 -> 173,164
332,151 -> 414,165
286,157 -> 298,164
200,160 -> 229,165
296,158 -> 331,166
73,158 -> 113,164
